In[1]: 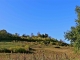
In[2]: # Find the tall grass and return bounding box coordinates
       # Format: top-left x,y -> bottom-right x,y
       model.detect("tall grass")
0,42 -> 79,60
0,42 -> 30,53
0,53 -> 79,60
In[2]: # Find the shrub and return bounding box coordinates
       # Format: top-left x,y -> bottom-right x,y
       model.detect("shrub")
0,48 -> 10,53
50,42 -> 56,45
54,46 -> 60,48
43,40 -> 50,45
14,47 -> 26,53
25,45 -> 30,51
9,45 -> 30,53
9,47 -> 17,53
0,44 -> 30,53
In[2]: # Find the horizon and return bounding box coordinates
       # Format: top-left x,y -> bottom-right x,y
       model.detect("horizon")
0,0 -> 80,43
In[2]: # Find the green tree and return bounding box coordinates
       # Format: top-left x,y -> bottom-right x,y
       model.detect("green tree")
0,29 -> 12,41
31,33 -> 34,37
64,6 -> 80,52
37,32 -> 41,37
12,33 -> 20,41
22,34 -> 27,37
44,33 -> 48,38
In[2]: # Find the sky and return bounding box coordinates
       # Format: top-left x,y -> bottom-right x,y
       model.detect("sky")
0,0 -> 80,43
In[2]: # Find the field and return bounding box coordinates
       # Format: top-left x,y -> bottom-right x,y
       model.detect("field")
0,42 -> 80,60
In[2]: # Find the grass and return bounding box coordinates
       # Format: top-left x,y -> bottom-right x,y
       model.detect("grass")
0,42 -> 30,53
0,42 -> 79,60
0,50 -> 79,60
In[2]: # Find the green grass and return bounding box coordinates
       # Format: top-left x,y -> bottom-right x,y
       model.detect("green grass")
0,42 -> 30,53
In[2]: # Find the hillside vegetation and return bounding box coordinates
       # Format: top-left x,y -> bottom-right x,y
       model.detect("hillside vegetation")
0,29 -> 68,46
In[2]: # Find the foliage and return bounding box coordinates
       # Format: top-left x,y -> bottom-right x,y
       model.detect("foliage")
24,45 -> 30,51
64,6 -> 80,52
9,47 -> 26,53
0,29 -> 68,46
0,42 -> 30,53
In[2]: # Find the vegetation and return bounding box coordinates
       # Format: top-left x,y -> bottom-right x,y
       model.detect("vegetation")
0,48 -> 79,60
0,29 -> 68,46
1,6 -> 80,60
64,6 -> 80,53
0,42 -> 30,53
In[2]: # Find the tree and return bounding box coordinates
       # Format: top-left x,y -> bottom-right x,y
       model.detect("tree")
41,34 -> 45,38
0,29 -> 13,41
14,33 -> 19,37
31,33 -> 34,37
44,33 -> 48,38
37,32 -> 41,37
64,6 -> 80,52
12,33 -> 20,41
22,34 -> 27,37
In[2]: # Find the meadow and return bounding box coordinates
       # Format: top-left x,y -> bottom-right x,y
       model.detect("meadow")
0,42 -> 79,60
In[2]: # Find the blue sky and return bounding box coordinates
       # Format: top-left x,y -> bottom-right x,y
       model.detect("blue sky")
0,0 -> 80,43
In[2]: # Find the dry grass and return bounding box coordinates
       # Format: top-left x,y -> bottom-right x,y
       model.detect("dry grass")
0,47 -> 79,60
0,42 -> 79,60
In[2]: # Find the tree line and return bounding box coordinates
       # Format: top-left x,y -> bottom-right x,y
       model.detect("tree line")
0,29 -> 56,41
0,29 -> 69,46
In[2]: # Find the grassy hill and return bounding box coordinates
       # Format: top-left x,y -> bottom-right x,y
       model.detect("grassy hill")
0,29 -> 80,60
0,42 -> 79,60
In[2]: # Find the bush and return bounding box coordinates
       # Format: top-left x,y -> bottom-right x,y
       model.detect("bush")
24,45 -> 30,51
9,47 -> 18,53
0,48 -> 10,53
0,44 -> 30,53
43,40 -> 50,45
54,46 -> 60,48
9,46 -> 29,53
52,42 -> 56,45
14,47 -> 26,53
